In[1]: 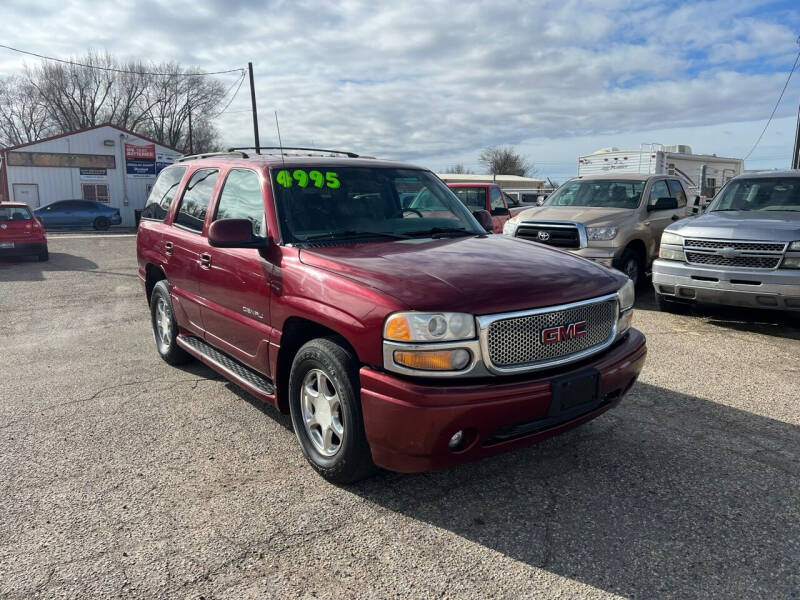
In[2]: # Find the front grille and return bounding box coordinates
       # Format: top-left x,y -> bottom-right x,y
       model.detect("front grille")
485,298 -> 617,369
517,225 -> 580,248
685,252 -> 781,269
684,239 -> 786,252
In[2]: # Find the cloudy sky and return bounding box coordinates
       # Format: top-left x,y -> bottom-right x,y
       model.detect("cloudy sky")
1,0 -> 799,181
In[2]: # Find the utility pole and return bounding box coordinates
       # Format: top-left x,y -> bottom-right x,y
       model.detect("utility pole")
792,102 -> 800,169
248,62 -> 261,154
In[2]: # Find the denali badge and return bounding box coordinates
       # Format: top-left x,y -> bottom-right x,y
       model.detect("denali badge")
537,230 -> 550,241
541,321 -> 587,344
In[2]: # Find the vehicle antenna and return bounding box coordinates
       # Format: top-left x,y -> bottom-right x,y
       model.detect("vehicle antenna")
275,111 -> 287,172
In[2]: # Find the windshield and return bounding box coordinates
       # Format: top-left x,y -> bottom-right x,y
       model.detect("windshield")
0,206 -> 32,221
545,179 -> 645,209
450,187 -> 487,211
271,167 -> 483,243
709,178 -> 800,212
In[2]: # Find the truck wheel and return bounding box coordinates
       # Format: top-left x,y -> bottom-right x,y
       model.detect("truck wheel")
149,280 -> 192,365
94,216 -> 110,231
288,338 -> 375,484
615,248 -> 643,288
656,292 -> 688,314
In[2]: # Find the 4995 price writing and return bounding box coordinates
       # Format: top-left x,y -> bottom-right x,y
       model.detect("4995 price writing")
275,169 -> 340,189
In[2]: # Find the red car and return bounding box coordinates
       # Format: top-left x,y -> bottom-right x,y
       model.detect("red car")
137,150 -> 646,482
0,202 -> 48,261
447,182 -> 527,233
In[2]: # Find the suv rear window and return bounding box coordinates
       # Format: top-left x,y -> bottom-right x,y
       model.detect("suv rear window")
175,169 -> 219,232
0,206 -> 32,221
142,167 -> 187,221
451,187 -> 487,211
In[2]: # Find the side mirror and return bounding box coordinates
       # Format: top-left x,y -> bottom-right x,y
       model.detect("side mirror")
491,206 -> 509,217
472,210 -> 494,232
208,218 -> 267,248
648,197 -> 678,211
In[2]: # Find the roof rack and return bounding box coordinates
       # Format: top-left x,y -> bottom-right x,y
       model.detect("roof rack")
227,146 -> 360,158
176,150 -> 249,162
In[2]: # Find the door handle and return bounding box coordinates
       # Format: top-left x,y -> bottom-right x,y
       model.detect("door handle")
164,241 -> 174,255
198,253 -> 212,269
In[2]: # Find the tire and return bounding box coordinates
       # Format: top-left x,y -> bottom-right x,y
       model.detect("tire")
38,247 -> 49,262
149,280 -> 192,365
93,216 -> 110,231
615,247 -> 643,288
288,338 -> 375,484
656,292 -> 689,314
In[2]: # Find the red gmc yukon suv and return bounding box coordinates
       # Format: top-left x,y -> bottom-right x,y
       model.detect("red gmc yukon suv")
136,149 -> 646,482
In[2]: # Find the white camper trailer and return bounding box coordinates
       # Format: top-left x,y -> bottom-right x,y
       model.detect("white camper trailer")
577,144 -> 743,210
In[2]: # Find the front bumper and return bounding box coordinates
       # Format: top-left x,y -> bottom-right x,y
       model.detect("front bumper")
360,328 -> 646,473
563,247 -> 619,268
652,259 -> 800,311
0,241 -> 46,257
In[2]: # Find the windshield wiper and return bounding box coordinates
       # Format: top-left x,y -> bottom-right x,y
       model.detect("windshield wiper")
301,230 -> 410,242
406,227 -> 476,238
710,208 -> 749,212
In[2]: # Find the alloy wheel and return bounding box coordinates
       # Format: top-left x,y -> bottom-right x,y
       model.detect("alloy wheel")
300,368 -> 344,457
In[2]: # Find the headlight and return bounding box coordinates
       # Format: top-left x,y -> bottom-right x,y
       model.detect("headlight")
384,312 -> 476,342
789,241 -> 800,251
586,226 -> 619,241
660,231 -> 684,246
617,279 -> 635,312
782,256 -> 800,269
659,246 -> 685,261
503,219 -> 519,236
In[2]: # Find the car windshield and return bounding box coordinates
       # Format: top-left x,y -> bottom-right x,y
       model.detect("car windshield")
271,166 -> 483,243
545,179 -> 645,209
0,206 -> 32,221
450,187 -> 487,211
708,177 -> 800,212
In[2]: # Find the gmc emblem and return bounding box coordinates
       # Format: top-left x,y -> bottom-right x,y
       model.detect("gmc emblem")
541,321 -> 587,344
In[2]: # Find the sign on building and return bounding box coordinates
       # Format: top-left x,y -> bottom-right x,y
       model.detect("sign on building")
125,143 -> 156,178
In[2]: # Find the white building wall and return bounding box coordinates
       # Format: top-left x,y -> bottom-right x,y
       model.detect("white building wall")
4,125 -> 180,227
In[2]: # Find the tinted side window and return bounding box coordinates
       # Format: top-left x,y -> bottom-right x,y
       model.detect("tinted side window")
648,180 -> 670,207
214,169 -> 266,238
667,179 -> 687,207
175,169 -> 219,232
142,167 -> 187,221
490,187 -> 504,210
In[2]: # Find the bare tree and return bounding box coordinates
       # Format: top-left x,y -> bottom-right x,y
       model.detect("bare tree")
479,146 -> 534,177
0,76 -> 54,146
2,52 -> 227,153
443,163 -> 474,174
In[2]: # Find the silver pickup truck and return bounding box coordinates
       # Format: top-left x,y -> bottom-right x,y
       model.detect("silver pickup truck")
653,170 -> 800,313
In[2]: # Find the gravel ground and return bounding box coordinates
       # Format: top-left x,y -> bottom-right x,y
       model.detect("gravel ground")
1,235 -> 798,600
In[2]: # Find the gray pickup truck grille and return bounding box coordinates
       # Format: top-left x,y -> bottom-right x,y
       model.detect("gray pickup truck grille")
684,238 -> 786,270
485,298 -> 618,369
684,239 -> 786,252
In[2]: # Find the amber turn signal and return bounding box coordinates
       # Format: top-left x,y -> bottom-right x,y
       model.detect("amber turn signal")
393,349 -> 471,371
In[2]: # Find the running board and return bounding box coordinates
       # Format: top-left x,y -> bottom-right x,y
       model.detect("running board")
177,335 -> 275,398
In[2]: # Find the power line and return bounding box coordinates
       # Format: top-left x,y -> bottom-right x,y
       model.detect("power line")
743,43 -> 800,161
210,71 -> 248,118
0,43 -> 245,77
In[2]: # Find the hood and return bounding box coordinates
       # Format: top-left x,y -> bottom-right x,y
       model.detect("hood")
298,235 -> 625,314
667,211 -> 800,242
514,205 -> 638,228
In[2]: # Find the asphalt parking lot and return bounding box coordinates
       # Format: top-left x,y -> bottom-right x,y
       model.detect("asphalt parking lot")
1,235 -> 798,600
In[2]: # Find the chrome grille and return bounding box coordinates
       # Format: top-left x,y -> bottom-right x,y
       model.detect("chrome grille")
685,252 -> 781,269
485,299 -> 617,369
685,239 -> 785,252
